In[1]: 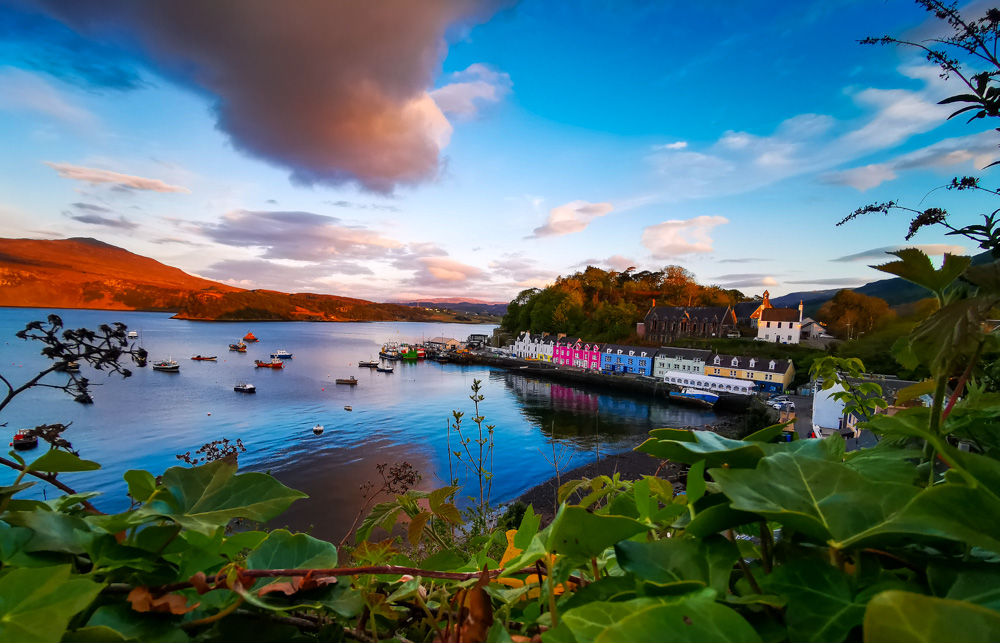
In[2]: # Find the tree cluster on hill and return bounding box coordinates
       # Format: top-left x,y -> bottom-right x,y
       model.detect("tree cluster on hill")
501,266 -> 746,342
816,289 -> 895,339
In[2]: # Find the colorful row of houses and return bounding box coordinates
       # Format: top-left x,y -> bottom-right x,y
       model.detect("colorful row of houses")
512,332 -> 795,393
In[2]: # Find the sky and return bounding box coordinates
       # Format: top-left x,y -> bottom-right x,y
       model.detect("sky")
0,0 -> 997,303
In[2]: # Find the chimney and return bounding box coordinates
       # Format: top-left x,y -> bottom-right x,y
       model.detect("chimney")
651,298 -> 656,308
799,300 -> 803,322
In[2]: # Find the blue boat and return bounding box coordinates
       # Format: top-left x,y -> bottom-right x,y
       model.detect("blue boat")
668,387 -> 719,409
270,349 -> 293,359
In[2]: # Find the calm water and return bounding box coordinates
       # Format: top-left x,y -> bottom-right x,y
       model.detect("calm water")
0,309 -> 717,540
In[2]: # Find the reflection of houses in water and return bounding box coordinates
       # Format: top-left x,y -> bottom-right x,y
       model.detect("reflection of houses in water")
549,384 -> 599,413
493,371 -> 552,403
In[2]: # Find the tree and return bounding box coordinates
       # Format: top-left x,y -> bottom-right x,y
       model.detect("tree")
817,289 -> 894,338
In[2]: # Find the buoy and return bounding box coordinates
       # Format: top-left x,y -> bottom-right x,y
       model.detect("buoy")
207,413 -> 211,416
321,388 -> 324,391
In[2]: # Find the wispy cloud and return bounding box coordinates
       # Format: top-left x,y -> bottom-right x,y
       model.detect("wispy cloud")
784,277 -> 871,286
326,200 -> 400,212
0,68 -> 97,129
431,63 -> 512,118
66,212 -> 138,230
45,162 -> 191,193
831,244 -> 967,262
530,200 -> 614,238
717,257 -> 770,264
641,215 -> 728,258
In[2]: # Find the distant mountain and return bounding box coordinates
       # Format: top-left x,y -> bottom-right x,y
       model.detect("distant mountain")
393,299 -> 508,316
0,237 -> 431,322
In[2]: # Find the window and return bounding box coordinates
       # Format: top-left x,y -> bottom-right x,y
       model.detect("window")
769,360 -> 776,370
749,359 -> 755,368
788,335 -> 792,341
766,321 -> 771,328
713,356 -> 720,365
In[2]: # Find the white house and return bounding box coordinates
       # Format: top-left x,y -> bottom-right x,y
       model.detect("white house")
812,376 -> 930,450
537,334 -> 556,362
800,318 -> 829,340
757,302 -> 803,345
653,347 -> 712,379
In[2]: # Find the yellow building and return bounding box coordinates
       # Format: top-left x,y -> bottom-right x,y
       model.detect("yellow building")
703,353 -> 795,394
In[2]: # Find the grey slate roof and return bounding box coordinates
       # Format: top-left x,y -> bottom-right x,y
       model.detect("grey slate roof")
656,347 -> 712,361
708,353 -> 793,373
645,306 -> 733,322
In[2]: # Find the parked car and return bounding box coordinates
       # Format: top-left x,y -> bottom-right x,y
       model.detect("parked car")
726,331 -> 741,338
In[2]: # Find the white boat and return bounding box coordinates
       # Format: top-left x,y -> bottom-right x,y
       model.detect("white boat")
312,424 -> 324,435
344,405 -> 352,411
668,387 -> 718,408
234,382 -> 256,393
270,349 -> 293,359
152,358 -> 180,372
376,365 -> 394,373
127,331 -> 138,339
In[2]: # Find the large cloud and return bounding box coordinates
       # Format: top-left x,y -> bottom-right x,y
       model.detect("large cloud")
30,0 -> 509,193
642,215 -> 728,258
530,200 -> 614,238
45,162 -> 190,193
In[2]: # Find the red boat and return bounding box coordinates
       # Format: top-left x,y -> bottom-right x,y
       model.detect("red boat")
254,358 -> 284,369
11,431 -> 37,450
243,331 -> 259,343
191,355 -> 217,361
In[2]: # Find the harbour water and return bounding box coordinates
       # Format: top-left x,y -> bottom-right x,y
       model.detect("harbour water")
0,308 -> 719,540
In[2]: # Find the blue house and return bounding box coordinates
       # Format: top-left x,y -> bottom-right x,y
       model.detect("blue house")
600,344 -> 656,376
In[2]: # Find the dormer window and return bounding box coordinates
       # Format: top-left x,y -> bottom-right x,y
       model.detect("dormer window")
769,360 -> 776,370
749,358 -> 755,368
713,356 -> 721,365
731,358 -> 738,367
617,350 -> 623,355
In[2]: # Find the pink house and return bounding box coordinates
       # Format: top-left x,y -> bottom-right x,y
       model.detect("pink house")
552,336 -> 579,366
572,341 -> 604,370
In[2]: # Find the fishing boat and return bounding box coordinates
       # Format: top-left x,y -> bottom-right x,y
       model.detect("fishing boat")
127,330 -> 139,339
243,331 -> 259,343
401,346 -> 418,361
358,359 -> 378,367
229,341 -> 247,352
254,358 -> 284,369
335,376 -> 358,385
312,424 -> 324,435
11,431 -> 37,450
376,365 -> 394,373
152,358 -> 180,372
270,349 -> 293,359
668,387 -> 719,409
344,405 -> 352,411
379,344 -> 401,360
191,355 -> 217,361
234,382 -> 256,393
416,347 -> 426,359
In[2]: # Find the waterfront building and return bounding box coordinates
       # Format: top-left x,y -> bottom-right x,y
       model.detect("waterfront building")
641,305 -> 737,344
569,340 -> 604,370
653,347 -> 712,379
662,371 -> 755,396
552,336 -> 581,367
427,336 -> 461,351
512,331 -> 537,358
600,344 -> 656,376
537,334 -> 556,362
812,376 -> 929,450
704,353 -> 795,394
756,301 -> 803,344
800,318 -> 829,340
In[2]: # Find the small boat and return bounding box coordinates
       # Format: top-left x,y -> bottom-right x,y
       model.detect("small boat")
358,359 -> 378,368
11,431 -> 37,450
127,331 -> 139,339
234,382 -> 256,393
313,424 -> 324,435
335,376 -> 358,385
243,331 -> 259,343
344,405 -> 352,411
255,358 -> 284,369
191,355 -> 217,361
401,346 -> 418,361
379,345 -> 401,360
229,341 -> 247,352
65,361 -> 80,371
668,387 -> 719,409
416,347 -> 426,360
152,358 -> 180,372
270,350 -> 293,359
376,365 -> 394,373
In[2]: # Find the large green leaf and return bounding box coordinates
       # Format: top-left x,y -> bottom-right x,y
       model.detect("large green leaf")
0,565 -> 104,643
87,604 -> 188,643
928,561 -> 1000,610
27,450 -> 100,473
560,598 -> 662,643
591,589 -> 762,642
710,452 -> 920,549
123,470 -> 157,503
3,510 -> 92,554
872,249 -> 970,301
615,535 -> 737,595
886,484 -> 1000,553
636,431 -> 769,469
843,445 -> 921,485
907,295 -> 998,376
547,505 -> 650,559
139,461 -> 307,534
863,590 -> 1000,641
763,559 -> 865,643
246,529 -> 339,570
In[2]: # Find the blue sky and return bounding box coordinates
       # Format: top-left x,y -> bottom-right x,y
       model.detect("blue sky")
0,0 -> 996,302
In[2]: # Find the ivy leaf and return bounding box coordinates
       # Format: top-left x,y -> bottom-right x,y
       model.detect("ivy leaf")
928,561 -> 1000,611
636,431 -> 768,469
710,452 -> 920,549
123,470 -> 157,503
560,597 -> 663,643
589,588 -> 762,642
513,505 -> 539,550
615,535 -> 738,595
246,528 -> 339,598
87,604 -> 188,643
908,295 -> 998,376
842,445 -> 921,485
140,461 -> 306,534
894,379 -> 936,405
3,510 -> 92,554
0,564 -> 104,643
763,559 -> 865,643
27,450 -> 100,473
863,590 -> 1000,641
547,506 -> 650,559
408,511 -> 431,547
872,249 -> 971,301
